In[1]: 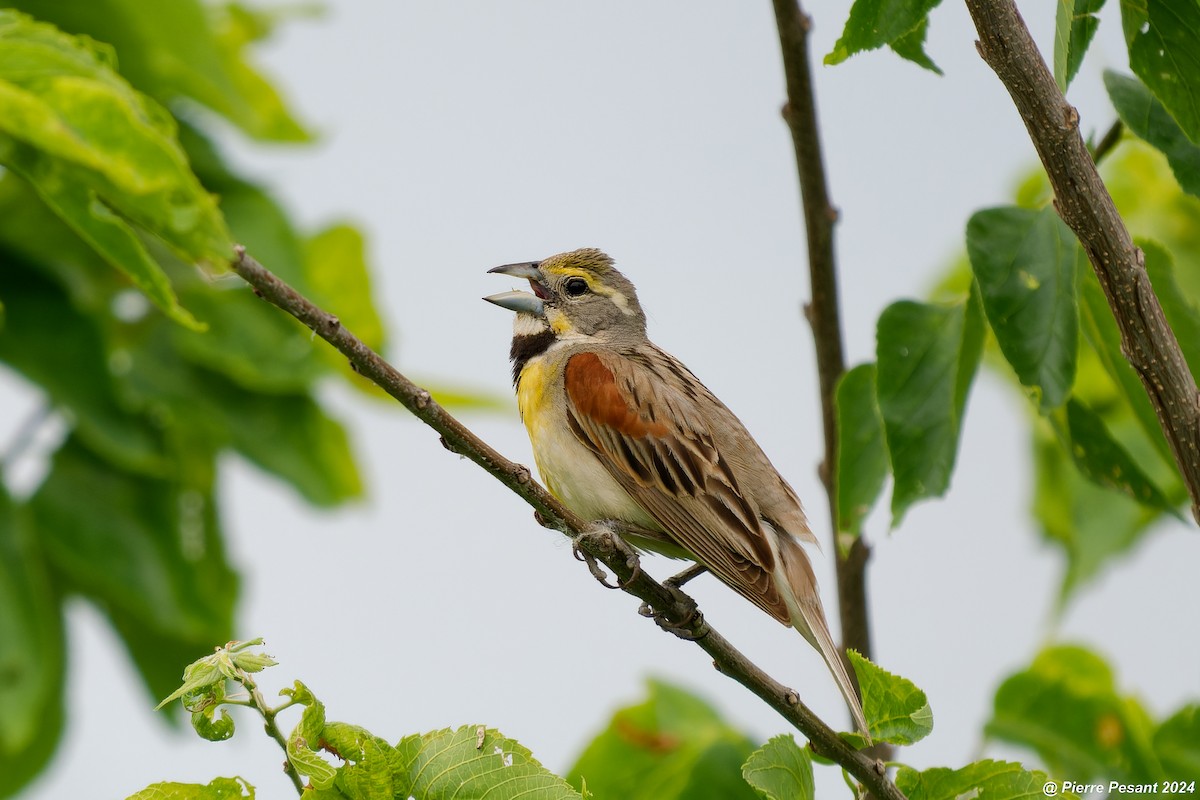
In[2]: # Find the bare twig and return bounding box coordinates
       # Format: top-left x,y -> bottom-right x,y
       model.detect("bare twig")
229,246 -> 906,800
771,0 -> 884,747
965,0 -> 1200,524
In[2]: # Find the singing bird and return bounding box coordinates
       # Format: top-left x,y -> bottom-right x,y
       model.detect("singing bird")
485,248 -> 868,735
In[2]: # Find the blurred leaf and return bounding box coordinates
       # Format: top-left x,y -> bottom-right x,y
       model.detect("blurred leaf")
1154,705 -> 1200,780
567,679 -> 759,800
395,726 -> 582,800
29,436 -> 237,662
1076,246 -> 1176,466
876,290 -> 983,525
835,363 -> 887,538
741,735 -> 813,800
8,0 -> 310,142
848,650 -> 933,746
1031,422 -> 1161,602
305,224 -> 385,352
125,777 -> 255,800
1055,0 -> 1106,92
2,151 -> 204,330
896,760 -> 1069,800
0,10 -> 232,324
0,488 -> 65,798
986,645 -> 1163,781
966,206 -> 1078,411
825,0 -> 943,73
1107,71 -> 1200,198
1053,398 -> 1179,514
118,323 -> 362,507
1141,239 -> 1200,378
170,280 -> 325,394
1121,0 -> 1200,143
1102,142 -> 1200,301
0,263 -> 168,475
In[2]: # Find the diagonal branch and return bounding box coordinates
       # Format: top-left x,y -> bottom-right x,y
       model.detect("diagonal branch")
964,0 -> 1200,524
771,0 -> 883,742
229,246 -> 905,800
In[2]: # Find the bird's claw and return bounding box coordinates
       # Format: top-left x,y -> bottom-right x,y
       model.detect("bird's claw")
638,585 -> 707,641
572,526 -> 641,590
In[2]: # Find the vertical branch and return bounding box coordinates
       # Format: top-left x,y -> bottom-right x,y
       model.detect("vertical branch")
771,0 -> 876,675
964,0 -> 1200,524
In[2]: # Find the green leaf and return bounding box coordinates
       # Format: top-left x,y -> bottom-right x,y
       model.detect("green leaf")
1056,0 -> 1107,92
966,206 -> 1079,411
0,488 -> 65,798
836,364 -> 888,538
1053,397 -> 1178,513
1031,422 -> 1161,602
986,645 -> 1164,781
875,290 -> 984,525
741,735 -> 813,800
191,706 -> 235,742
2,146 -> 204,331
566,679 -> 759,800
394,726 -> 582,800
285,681 -> 338,789
1121,0 -> 1200,143
889,16 -> 943,75
28,437 -> 238,696
1141,239 -> 1200,377
1106,71 -> 1200,197
125,776 -> 255,800
826,0 -> 944,72
118,325 -> 362,507
896,760 -> 1067,800
304,225 -> 385,354
1155,705 -> 1200,780
0,9 -> 232,323
847,650 -> 933,746
0,263 -> 168,476
8,0 -> 311,143
1076,246 -> 1176,466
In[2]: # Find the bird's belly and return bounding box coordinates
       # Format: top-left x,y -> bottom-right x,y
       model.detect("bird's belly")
518,359 -> 659,531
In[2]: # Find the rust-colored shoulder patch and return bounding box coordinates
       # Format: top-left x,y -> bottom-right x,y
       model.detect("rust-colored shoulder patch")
565,352 -> 668,438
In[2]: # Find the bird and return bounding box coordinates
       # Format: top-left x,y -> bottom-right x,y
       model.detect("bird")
484,247 -> 868,736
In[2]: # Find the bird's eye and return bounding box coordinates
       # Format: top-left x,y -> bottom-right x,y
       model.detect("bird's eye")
564,277 -> 589,297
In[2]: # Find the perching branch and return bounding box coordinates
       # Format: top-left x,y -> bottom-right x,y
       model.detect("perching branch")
965,0 -> 1200,524
229,247 -> 905,800
771,0 -> 882,739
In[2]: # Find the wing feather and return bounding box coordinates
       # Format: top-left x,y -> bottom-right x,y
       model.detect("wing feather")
563,350 -> 791,624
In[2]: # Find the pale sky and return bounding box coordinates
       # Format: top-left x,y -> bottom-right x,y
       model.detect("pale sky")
8,2 -> 1198,799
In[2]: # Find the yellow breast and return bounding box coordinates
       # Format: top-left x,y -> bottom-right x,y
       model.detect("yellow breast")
515,354 -> 659,531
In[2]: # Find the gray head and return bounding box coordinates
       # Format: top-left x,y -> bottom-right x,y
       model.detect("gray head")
484,248 -> 647,341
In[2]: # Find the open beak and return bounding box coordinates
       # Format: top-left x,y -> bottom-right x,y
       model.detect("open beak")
484,261 -> 547,316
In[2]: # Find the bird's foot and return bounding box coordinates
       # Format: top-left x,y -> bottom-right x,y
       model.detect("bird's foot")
664,563 -> 708,590
638,584 -> 707,641
572,524 -> 641,590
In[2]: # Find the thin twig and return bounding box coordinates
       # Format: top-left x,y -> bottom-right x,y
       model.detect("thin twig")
771,0 -> 886,753
229,246 -> 906,800
965,0 -> 1200,524
240,672 -> 304,795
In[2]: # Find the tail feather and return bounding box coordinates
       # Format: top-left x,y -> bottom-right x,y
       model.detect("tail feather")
775,538 -> 871,740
